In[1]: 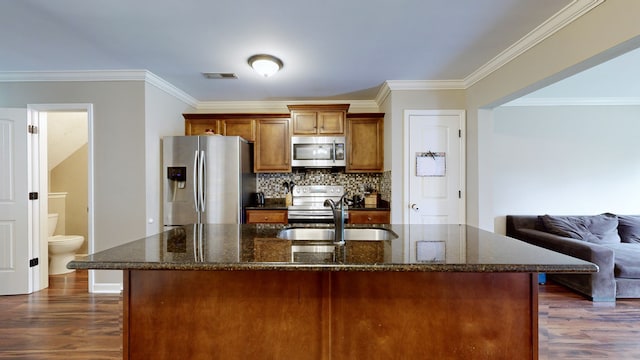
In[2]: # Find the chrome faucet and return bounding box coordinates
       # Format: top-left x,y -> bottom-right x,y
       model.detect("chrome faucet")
324,194 -> 348,245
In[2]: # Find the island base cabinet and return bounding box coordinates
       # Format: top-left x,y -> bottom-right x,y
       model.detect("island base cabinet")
331,272 -> 537,359
123,270 -> 329,360
123,270 -> 537,359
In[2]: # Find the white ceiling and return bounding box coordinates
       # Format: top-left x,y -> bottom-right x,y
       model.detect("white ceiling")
0,0 -> 580,102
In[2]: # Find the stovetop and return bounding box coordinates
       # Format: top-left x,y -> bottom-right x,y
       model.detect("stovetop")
290,185 -> 345,208
288,185 -> 345,222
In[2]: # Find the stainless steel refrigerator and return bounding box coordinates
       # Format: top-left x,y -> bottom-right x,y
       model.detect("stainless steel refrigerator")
163,136 -> 255,226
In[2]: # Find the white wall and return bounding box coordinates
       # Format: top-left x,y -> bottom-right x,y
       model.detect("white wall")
0,80 -> 194,291
0,81 -> 148,288
466,0 -> 640,230
492,105 -> 640,233
144,83 -> 194,236
384,89 -> 466,223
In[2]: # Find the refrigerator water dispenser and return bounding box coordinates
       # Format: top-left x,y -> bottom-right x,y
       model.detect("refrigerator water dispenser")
167,166 -> 187,189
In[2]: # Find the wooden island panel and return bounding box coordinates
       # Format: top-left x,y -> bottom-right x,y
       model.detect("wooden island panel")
123,270 -> 537,359
331,272 -> 537,359
124,270 -> 330,360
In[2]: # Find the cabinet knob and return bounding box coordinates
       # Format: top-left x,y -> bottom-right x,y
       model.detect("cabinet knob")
367,217 -> 372,221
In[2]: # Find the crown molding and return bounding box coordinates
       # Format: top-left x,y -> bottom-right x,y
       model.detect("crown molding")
502,96 -> 640,107
464,0 -> 605,88
375,0 -> 604,105
0,69 -> 147,82
374,80 -> 466,105
384,80 -> 467,91
143,71 -> 198,107
0,70 -> 198,107
375,82 -> 392,105
195,99 -> 380,113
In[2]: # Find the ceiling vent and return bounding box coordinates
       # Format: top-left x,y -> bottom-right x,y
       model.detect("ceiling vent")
202,72 -> 238,79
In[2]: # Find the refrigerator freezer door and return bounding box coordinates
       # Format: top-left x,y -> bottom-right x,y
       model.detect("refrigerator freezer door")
200,136 -> 243,224
163,136 -> 200,226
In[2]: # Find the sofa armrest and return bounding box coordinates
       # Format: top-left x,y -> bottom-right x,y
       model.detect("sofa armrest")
515,228 -> 613,272
509,225 -> 616,301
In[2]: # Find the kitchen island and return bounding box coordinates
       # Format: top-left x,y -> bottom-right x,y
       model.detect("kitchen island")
69,224 -> 597,360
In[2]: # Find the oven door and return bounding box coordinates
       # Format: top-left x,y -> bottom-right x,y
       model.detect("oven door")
287,206 -> 334,223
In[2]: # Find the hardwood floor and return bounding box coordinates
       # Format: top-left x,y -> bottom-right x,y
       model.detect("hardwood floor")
0,271 -> 122,359
1,272 -> 639,359
539,281 -> 640,359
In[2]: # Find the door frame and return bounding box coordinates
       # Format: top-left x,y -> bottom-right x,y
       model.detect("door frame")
403,109 -> 466,224
28,103 -> 94,290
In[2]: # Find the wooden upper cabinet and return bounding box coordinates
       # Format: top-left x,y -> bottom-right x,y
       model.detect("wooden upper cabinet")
288,104 -> 349,135
255,118 -> 291,173
183,114 -> 256,142
220,119 -> 256,142
346,114 -> 384,173
184,116 -> 219,136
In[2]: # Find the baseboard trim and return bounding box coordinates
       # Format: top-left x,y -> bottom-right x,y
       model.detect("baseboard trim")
90,282 -> 123,294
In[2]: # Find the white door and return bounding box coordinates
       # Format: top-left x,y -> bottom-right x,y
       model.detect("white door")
0,108 -> 32,295
405,110 -> 465,225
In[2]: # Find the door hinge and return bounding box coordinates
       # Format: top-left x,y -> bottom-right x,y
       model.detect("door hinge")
28,125 -> 38,134
29,258 -> 39,267
458,190 -> 462,199
458,129 -> 462,138
28,192 -> 39,200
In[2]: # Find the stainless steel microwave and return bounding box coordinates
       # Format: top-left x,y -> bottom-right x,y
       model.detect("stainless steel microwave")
291,136 -> 346,167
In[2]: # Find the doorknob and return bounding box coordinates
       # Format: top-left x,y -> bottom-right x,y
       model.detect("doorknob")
410,203 -> 419,211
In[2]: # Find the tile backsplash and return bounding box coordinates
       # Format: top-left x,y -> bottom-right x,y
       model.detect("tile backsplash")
257,169 -> 390,202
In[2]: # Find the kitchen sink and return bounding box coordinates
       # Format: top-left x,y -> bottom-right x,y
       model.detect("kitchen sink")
277,227 -> 398,241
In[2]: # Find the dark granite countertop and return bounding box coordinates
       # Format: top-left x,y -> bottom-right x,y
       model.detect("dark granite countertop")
69,224 -> 597,273
245,205 -> 289,210
245,199 -> 390,211
245,198 -> 288,210
346,205 -> 390,211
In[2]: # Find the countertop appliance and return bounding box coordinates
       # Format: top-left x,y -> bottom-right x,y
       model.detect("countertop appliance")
288,185 -> 346,223
291,136 -> 346,168
163,135 -> 255,226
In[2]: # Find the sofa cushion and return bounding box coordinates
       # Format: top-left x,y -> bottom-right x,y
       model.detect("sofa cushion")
540,214 -> 621,245
618,215 -> 640,244
604,243 -> 640,279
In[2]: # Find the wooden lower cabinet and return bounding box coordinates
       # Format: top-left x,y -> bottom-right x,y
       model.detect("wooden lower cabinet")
245,209 -> 288,224
124,271 -> 328,360
123,270 -> 538,359
348,210 -> 390,224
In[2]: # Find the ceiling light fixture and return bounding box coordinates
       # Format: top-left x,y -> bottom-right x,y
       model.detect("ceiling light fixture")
248,54 -> 283,77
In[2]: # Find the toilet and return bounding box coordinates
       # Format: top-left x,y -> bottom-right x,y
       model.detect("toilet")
48,213 -> 84,275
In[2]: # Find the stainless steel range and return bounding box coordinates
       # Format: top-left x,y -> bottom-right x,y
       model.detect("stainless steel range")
287,185 -> 346,223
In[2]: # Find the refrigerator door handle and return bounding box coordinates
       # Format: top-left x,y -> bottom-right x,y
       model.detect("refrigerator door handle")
193,150 -> 199,211
199,150 -> 206,212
